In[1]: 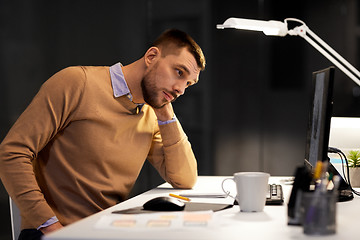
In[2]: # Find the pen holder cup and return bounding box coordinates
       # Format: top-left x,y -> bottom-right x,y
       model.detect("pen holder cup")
301,191 -> 337,235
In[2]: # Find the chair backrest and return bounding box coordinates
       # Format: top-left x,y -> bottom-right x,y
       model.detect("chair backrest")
9,197 -> 21,240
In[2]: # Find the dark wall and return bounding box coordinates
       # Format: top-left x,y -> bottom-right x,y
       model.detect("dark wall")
1,0 -> 360,239
212,0 -> 308,174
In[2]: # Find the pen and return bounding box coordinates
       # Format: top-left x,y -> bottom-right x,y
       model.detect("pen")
313,161 -> 323,180
306,161 -> 329,223
169,193 -> 191,201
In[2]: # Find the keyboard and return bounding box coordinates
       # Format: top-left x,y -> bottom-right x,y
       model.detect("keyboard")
266,184 -> 284,205
234,184 -> 284,206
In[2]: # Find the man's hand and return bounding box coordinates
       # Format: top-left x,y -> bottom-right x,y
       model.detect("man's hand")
40,221 -> 63,235
153,103 -> 175,122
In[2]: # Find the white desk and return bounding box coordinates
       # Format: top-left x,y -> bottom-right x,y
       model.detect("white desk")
44,176 -> 360,240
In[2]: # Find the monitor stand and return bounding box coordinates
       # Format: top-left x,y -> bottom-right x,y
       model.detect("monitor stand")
328,163 -> 354,202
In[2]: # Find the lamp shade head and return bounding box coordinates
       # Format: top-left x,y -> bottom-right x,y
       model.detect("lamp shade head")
217,17 -> 288,36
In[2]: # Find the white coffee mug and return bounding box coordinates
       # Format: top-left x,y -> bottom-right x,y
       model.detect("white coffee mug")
222,172 -> 270,212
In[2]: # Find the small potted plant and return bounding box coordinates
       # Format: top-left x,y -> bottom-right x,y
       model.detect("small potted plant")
347,150 -> 360,187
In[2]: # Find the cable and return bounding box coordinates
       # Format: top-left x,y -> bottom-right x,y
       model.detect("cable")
328,147 -> 349,183
328,147 -> 360,196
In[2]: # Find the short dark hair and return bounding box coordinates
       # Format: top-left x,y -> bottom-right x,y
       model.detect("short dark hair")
151,29 -> 206,71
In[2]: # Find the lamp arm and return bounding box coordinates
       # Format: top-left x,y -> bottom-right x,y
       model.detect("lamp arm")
306,28 -> 360,79
301,33 -> 360,86
288,22 -> 360,86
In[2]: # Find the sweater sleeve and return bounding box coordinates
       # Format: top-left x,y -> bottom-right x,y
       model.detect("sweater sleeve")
0,67 -> 86,228
147,119 -> 198,189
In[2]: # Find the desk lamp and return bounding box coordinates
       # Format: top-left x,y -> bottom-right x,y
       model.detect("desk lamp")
217,17 -> 360,87
217,17 -> 358,203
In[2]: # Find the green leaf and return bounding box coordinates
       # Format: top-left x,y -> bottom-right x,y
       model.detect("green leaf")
348,150 -> 360,168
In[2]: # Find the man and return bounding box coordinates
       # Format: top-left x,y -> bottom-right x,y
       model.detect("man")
0,29 -> 206,239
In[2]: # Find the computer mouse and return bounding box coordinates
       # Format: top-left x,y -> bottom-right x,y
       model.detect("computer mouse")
143,196 -> 185,211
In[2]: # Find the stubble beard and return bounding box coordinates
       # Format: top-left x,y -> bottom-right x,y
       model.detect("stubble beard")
141,65 -> 165,109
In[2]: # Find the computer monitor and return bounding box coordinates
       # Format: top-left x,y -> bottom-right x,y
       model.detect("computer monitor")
304,66 -> 353,201
304,67 -> 334,167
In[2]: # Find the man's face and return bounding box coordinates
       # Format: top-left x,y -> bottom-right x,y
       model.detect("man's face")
141,47 -> 200,109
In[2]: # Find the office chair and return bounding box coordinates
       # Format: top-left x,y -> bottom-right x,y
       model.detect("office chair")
9,197 -> 21,240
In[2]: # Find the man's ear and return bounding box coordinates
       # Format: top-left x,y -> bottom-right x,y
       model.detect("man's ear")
144,47 -> 160,67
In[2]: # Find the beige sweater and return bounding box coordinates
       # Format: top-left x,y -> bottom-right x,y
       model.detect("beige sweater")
0,66 -> 197,229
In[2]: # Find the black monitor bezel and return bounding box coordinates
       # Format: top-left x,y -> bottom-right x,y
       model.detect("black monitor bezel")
304,66 -> 335,168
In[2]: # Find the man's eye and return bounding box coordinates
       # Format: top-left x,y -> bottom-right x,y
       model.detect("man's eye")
176,69 -> 183,76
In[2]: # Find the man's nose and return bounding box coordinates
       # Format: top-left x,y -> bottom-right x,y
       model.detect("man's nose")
173,82 -> 186,96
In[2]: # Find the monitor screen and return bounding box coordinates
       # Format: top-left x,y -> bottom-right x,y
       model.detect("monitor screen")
304,67 -> 335,169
